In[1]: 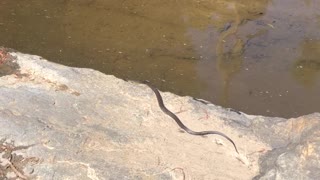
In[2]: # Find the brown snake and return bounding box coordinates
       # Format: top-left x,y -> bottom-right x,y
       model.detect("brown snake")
143,80 -> 239,154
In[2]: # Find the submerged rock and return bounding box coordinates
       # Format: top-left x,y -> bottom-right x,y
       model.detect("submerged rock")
0,48 -> 319,179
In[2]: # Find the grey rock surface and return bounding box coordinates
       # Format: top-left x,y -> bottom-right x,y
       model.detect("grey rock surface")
253,113 -> 320,180
0,48 -> 319,180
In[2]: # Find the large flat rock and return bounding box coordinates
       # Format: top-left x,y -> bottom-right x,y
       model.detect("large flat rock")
0,48 -> 319,179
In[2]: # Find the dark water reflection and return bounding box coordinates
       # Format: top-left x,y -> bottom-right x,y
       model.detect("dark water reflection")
0,0 -> 319,118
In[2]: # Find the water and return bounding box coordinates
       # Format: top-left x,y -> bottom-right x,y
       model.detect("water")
0,0 -> 319,118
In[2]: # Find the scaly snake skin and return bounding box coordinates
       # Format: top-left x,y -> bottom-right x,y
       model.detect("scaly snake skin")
143,81 -> 239,154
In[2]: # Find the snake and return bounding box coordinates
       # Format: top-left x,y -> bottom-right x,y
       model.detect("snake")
143,81 -> 239,154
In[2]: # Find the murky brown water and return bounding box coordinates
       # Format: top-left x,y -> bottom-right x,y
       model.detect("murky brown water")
0,0 -> 320,118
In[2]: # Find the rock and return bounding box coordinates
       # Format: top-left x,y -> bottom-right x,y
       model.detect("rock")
0,48 -> 319,179
253,113 -> 320,180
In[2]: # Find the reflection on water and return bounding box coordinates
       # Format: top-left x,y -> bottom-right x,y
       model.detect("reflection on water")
0,0 -> 319,117
215,2 -> 244,106
187,0 -> 269,108
213,1 -> 267,106
217,39 -> 244,106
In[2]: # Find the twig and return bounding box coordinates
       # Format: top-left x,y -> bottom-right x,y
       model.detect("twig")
198,108 -> 209,120
7,159 -> 28,180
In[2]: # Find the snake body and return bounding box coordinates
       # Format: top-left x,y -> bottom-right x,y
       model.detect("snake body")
143,81 -> 239,154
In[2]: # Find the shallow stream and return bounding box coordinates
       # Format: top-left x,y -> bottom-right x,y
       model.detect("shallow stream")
0,0 -> 319,117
